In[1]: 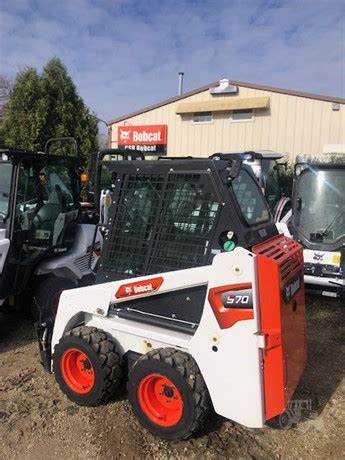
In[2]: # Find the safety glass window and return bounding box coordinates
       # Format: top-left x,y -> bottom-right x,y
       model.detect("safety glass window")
0,162 -> 12,220
263,160 -> 281,210
296,169 -> 345,243
232,169 -> 270,225
148,174 -> 220,273
101,172 -> 221,276
164,177 -> 219,235
15,161 -> 79,247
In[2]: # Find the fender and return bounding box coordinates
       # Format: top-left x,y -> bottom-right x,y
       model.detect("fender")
36,224 -> 102,280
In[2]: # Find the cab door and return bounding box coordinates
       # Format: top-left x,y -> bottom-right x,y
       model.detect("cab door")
0,157 -> 80,300
0,161 -> 13,278
0,160 -> 39,299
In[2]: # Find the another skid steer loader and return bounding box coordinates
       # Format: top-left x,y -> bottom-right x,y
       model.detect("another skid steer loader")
0,140 -> 102,320
289,154 -> 345,298
37,155 -> 307,440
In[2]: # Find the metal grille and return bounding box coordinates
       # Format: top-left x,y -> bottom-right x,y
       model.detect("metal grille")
74,253 -> 96,273
232,170 -> 269,225
252,235 -> 303,282
148,174 -> 219,273
101,172 -> 220,277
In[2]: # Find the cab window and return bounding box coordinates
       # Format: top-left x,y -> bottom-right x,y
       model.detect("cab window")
0,162 -> 12,220
15,161 -> 79,247
232,169 -> 270,225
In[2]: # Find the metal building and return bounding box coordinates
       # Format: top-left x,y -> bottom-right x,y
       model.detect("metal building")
108,78 -> 345,158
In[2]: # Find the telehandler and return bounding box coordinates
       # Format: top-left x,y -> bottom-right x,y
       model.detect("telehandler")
0,139 -> 101,320
37,154 -> 307,440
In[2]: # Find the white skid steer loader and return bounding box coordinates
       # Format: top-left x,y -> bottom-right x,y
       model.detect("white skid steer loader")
289,154 -> 345,298
0,140 -> 102,320
37,155 -> 307,440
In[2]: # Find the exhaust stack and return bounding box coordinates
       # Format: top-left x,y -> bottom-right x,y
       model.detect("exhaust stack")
178,72 -> 184,95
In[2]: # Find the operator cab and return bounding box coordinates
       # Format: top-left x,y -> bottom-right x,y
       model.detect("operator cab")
94,155 -> 278,283
82,148 -> 144,223
290,154 -> 345,295
0,143 -> 81,300
211,151 -> 289,219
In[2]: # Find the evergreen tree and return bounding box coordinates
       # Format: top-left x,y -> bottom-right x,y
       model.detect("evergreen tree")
1,67 -> 43,149
1,58 -> 98,164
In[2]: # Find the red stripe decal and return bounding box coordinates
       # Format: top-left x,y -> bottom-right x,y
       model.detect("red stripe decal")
115,277 -> 163,299
208,283 -> 254,329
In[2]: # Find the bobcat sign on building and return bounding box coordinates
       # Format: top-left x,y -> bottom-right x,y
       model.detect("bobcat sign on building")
109,78 -> 344,158
118,124 -> 167,154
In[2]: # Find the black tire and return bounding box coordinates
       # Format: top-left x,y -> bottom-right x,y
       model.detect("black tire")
279,410 -> 294,429
128,348 -> 210,440
32,275 -> 76,321
266,410 -> 295,430
53,326 -> 122,406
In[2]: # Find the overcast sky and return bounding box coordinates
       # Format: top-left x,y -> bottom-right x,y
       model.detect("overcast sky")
1,0 -> 344,128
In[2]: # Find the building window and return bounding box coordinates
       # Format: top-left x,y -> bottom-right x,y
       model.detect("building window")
231,109 -> 254,122
192,111 -> 213,123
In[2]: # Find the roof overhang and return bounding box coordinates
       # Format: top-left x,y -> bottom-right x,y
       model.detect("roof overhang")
108,78 -> 344,125
175,97 -> 270,114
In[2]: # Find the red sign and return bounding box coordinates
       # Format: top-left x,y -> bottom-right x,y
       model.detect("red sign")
118,125 -> 167,154
115,277 -> 164,299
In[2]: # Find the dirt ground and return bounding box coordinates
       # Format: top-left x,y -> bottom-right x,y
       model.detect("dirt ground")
0,296 -> 344,459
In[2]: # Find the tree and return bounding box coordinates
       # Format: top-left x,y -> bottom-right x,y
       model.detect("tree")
0,75 -> 12,121
0,75 -> 12,144
0,68 -> 44,148
0,58 -> 98,164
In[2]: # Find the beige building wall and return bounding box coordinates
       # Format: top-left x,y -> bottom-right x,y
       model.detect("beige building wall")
109,83 -> 345,160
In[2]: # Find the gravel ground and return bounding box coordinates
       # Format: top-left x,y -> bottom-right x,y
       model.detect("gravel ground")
0,296 -> 344,459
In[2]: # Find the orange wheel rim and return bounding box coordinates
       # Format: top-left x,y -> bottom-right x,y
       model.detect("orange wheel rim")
60,348 -> 95,394
138,373 -> 183,427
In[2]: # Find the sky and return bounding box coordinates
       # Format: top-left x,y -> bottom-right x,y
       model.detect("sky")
1,0 -> 344,131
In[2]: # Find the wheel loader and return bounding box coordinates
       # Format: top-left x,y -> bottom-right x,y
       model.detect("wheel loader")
37,154 -> 307,440
0,139 -> 102,321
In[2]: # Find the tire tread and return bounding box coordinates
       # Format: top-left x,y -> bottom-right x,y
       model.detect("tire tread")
131,347 -> 210,439
54,326 -> 122,405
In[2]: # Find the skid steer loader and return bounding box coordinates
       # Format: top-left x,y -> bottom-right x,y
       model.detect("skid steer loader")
37,155 -> 307,440
0,140 -> 102,321
289,154 -> 345,298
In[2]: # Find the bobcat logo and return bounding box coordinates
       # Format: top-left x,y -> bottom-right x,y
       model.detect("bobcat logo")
313,252 -> 324,261
119,129 -> 131,141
